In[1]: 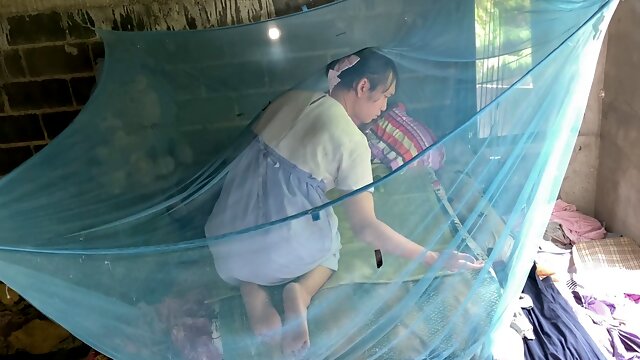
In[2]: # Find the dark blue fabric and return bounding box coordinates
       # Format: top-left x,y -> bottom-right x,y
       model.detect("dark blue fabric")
522,264 -> 607,360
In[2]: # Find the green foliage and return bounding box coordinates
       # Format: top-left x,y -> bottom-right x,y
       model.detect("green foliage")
475,0 -> 533,84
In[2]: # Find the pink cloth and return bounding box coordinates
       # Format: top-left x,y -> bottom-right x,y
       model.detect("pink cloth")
550,200 -> 606,244
367,103 -> 446,171
328,54 -> 360,94
626,294 -> 640,304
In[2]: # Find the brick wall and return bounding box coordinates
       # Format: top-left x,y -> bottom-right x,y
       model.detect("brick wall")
0,0 -> 335,176
0,1 -> 335,357
0,12 -> 102,175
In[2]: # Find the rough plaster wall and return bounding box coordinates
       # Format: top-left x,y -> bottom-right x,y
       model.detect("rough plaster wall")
0,0 -> 276,48
73,0 -> 274,30
559,34 -> 607,217
0,1 -> 168,15
596,0 -> 640,241
0,0 -> 297,17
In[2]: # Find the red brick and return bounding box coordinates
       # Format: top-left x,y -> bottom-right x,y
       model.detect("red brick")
33,144 -> 47,153
22,44 -> 93,77
0,114 -> 45,143
6,13 -> 67,46
41,110 -> 79,139
70,76 -> 96,105
89,42 -> 105,65
0,146 -> 33,175
4,80 -> 74,111
2,49 -> 26,79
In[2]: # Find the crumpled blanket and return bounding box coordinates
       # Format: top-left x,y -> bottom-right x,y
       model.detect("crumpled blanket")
573,291 -> 640,360
155,292 -> 223,360
550,200 -> 606,244
543,221 -> 572,248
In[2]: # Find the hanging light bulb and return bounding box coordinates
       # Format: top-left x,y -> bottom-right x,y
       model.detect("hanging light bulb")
268,26 -> 281,40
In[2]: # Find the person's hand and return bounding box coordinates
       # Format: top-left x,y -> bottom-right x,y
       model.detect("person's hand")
424,251 -> 484,271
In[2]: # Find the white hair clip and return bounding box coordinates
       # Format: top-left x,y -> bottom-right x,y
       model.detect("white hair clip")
328,55 -> 360,94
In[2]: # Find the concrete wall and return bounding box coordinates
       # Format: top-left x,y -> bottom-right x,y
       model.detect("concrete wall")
595,0 -> 640,241
558,35 -> 607,217
0,0 -> 318,18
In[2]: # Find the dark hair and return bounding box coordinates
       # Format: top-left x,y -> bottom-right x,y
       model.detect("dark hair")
327,48 -> 398,93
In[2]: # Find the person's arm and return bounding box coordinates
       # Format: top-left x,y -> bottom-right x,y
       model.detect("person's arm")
342,191 -> 482,269
343,191 -> 427,259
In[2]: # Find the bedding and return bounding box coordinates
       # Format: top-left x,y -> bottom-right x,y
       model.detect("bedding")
210,165 -> 505,359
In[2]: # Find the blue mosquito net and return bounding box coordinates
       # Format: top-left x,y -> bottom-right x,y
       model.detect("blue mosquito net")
0,0 -> 617,359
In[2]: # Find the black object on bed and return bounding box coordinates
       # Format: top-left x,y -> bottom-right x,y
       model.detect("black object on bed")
522,264 -> 607,360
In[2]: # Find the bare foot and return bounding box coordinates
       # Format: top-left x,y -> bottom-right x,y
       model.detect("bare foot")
248,303 -> 282,344
240,283 -> 282,345
282,282 -> 311,359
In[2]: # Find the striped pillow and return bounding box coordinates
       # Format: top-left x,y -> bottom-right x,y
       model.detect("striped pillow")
366,103 -> 445,171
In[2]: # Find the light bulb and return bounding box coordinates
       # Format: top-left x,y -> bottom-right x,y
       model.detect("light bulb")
268,26 -> 281,40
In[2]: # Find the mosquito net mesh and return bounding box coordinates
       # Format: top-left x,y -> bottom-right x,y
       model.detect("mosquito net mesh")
0,0 -> 617,359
